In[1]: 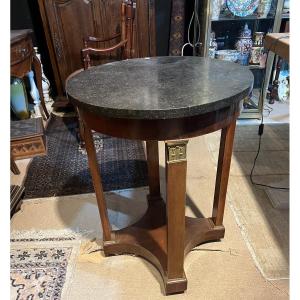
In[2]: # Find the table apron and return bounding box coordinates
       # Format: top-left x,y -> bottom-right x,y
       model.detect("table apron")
78,103 -> 241,141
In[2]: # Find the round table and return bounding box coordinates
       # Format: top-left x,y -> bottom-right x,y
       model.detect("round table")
66,56 -> 253,295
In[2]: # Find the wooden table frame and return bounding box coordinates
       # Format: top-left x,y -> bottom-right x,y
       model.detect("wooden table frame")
77,101 -> 240,295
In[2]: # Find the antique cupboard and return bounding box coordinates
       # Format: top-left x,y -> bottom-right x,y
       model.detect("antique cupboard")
37,0 -> 156,103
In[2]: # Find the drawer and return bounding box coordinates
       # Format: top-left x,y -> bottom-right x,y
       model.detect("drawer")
11,37 -> 33,66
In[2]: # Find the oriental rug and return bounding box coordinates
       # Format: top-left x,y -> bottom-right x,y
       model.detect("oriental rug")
10,231 -> 81,300
23,116 -> 148,199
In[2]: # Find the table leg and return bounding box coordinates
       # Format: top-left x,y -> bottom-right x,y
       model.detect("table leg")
76,107 -> 85,147
165,140 -> 188,294
212,120 -> 237,226
83,121 -> 111,241
11,156 -> 20,175
146,140 -> 161,203
32,54 -> 50,119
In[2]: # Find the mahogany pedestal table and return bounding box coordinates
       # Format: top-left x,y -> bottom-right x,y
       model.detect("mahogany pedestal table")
66,56 -> 253,295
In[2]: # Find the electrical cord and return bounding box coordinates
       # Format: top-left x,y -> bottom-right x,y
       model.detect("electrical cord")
249,35 -> 289,190
181,0 -> 201,56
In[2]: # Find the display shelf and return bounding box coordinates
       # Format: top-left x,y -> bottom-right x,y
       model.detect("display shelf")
212,15 -> 275,22
197,0 -> 286,119
248,65 -> 265,70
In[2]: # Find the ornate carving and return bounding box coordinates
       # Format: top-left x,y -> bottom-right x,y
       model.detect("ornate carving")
11,138 -> 46,159
166,140 -> 188,163
53,32 -> 62,60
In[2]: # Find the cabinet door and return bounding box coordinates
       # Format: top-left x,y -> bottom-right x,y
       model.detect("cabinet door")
41,0 -> 156,92
44,0 -> 108,87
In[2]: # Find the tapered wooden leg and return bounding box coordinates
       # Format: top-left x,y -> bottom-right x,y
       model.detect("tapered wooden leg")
146,140 -> 161,203
82,119 -> 111,241
212,120 -> 237,226
76,108 -> 85,147
32,54 -> 50,119
165,140 -> 188,294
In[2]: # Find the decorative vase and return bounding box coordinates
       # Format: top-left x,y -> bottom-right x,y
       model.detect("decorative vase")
10,77 -> 30,119
208,31 -> 218,58
253,32 -> 264,46
250,32 -> 264,65
211,0 -> 222,20
238,53 -> 250,66
257,0 -> 272,18
235,23 -> 253,55
250,47 -> 263,64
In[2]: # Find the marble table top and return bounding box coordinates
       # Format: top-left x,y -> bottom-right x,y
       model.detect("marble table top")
66,56 -> 254,120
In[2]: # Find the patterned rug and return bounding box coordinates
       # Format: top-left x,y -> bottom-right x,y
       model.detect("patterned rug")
23,116 -> 148,199
10,231 -> 81,300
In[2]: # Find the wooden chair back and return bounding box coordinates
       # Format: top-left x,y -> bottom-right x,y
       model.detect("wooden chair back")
81,0 -> 136,70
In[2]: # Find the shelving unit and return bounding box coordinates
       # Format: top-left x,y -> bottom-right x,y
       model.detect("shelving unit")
197,0 -> 288,119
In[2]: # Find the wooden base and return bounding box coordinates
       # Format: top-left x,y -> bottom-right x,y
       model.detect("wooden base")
79,107 -> 237,295
103,198 -> 225,295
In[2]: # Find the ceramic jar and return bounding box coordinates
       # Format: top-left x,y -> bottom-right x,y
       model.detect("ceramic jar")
257,0 -> 272,18
238,53 -> 250,66
250,47 -> 263,64
235,23 -> 253,55
253,32 -> 264,46
250,32 -> 264,65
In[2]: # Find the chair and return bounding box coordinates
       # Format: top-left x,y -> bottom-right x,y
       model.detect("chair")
81,0 -> 136,70
66,0 -> 136,145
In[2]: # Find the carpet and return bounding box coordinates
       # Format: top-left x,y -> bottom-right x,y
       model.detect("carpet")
10,230 -> 81,300
205,123 -> 289,280
23,116 -> 148,199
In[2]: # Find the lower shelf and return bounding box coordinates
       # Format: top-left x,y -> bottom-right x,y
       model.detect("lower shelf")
103,199 -> 225,294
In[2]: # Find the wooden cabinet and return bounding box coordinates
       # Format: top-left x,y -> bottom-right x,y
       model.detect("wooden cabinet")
11,29 -> 49,119
38,0 -> 156,97
11,30 -> 34,77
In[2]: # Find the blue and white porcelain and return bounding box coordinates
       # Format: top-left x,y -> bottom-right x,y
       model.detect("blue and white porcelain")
226,0 -> 259,17
278,62 -> 289,102
238,53 -> 250,66
235,24 -> 253,55
215,50 -> 240,62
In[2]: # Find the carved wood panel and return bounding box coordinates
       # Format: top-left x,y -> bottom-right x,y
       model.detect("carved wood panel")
44,0 -> 100,85
11,136 -> 47,159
